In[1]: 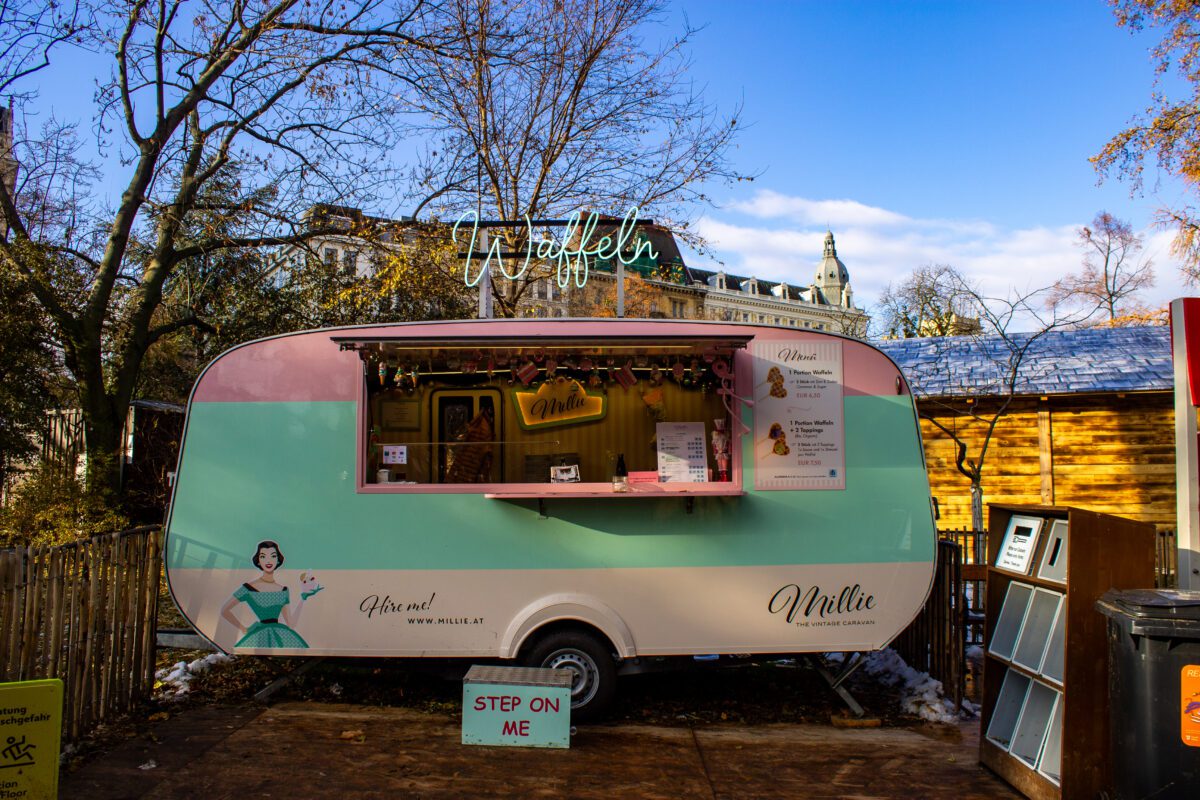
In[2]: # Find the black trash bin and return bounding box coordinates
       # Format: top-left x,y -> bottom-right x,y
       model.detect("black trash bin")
1096,589 -> 1200,800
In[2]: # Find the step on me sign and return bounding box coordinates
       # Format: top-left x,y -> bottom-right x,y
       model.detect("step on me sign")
462,666 -> 571,749
452,206 -> 659,318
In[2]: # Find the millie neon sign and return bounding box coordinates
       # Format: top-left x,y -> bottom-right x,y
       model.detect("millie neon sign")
453,206 -> 659,289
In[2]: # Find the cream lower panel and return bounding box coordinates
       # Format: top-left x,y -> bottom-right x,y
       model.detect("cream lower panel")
170,561 -> 934,657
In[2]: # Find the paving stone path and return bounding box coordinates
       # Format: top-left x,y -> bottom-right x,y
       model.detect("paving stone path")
62,702 -> 1019,799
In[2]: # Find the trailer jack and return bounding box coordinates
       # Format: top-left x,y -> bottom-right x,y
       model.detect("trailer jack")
805,652 -> 866,718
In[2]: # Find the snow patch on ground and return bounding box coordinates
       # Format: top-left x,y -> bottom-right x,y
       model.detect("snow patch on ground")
858,649 -> 977,724
154,653 -> 233,699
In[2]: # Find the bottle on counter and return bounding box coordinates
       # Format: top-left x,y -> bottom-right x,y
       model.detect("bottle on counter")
612,453 -> 629,492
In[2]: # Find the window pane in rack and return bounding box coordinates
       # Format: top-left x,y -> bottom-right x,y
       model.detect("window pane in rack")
1010,681 -> 1059,768
986,669 -> 1032,749
990,582 -> 1035,661
1040,602 -> 1067,684
1012,588 -> 1063,673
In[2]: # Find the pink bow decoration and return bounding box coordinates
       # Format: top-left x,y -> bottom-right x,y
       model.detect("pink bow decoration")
515,361 -> 539,385
615,361 -> 637,389
712,359 -> 753,433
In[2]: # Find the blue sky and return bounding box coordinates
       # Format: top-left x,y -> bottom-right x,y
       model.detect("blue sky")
674,0 -> 1193,310
22,1 -> 1193,315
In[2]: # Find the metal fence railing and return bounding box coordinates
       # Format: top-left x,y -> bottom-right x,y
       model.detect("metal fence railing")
1157,529 -> 1178,589
0,526 -> 162,741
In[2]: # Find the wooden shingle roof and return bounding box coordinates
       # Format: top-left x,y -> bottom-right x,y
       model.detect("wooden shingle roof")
876,326 -> 1172,398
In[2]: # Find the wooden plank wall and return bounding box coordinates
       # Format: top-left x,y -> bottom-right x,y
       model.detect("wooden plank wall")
919,392 -> 1175,531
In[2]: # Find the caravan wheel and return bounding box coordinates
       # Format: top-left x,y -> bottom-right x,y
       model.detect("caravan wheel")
522,629 -> 617,721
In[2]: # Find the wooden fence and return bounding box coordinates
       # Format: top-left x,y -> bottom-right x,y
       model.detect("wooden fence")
939,528 -> 987,645
892,539 -> 965,710
0,526 -> 162,741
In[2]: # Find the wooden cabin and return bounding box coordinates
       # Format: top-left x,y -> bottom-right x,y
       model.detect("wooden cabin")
879,326 -> 1174,531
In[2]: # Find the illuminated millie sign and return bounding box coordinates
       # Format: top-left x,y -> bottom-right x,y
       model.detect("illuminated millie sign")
454,206 -> 659,290
512,379 -> 607,430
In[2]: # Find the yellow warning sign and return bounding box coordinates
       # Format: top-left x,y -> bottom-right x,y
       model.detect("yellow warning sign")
0,679 -> 63,798
1183,664 -> 1200,747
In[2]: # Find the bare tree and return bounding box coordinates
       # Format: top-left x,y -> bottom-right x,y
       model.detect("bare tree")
897,272 -> 1096,531
875,264 -> 981,339
0,0 -> 462,494
1049,211 -> 1154,323
406,0 -> 749,317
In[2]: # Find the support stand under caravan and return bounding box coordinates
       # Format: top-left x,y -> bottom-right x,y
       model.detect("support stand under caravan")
805,652 -> 866,718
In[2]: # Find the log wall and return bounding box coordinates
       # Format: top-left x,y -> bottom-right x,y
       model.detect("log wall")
919,392 -> 1176,531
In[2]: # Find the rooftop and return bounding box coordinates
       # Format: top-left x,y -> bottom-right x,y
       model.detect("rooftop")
876,325 -> 1172,398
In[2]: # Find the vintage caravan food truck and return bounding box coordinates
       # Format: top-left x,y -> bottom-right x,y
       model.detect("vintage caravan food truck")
165,318 -> 936,716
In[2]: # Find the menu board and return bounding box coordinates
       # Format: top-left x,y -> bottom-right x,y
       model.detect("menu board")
997,515 -> 1042,574
751,340 -> 845,491
656,422 -> 708,483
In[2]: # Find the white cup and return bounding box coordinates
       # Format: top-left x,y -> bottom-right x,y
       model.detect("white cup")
377,469 -> 390,483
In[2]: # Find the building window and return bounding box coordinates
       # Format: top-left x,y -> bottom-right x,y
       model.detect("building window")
343,250 -> 359,275
323,247 -> 338,267
670,299 -> 686,318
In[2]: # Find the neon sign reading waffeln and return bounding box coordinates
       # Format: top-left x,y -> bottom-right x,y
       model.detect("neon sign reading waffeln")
453,206 -> 659,289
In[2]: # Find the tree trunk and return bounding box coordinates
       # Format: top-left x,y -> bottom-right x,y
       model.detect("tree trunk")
82,407 -> 124,499
970,481 -> 984,533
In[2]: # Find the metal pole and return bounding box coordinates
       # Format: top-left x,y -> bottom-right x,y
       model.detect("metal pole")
477,228 -> 493,319
1171,298 -> 1200,589
617,259 -> 625,318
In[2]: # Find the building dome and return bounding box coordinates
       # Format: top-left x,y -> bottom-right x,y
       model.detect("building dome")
812,230 -> 851,306
816,231 -> 850,285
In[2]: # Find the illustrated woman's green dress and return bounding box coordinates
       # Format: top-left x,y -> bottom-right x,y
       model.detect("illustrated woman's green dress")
232,583 -> 308,648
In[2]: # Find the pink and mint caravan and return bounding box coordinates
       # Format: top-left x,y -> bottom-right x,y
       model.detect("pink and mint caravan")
165,318 -> 936,715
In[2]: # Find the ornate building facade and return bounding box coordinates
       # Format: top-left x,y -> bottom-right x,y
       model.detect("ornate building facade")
271,208 -> 868,335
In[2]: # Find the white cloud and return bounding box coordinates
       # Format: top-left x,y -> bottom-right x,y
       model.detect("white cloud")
693,190 -> 1193,320
729,190 -> 910,228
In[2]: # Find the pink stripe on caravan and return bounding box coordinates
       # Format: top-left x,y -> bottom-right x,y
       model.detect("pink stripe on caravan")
191,320 -> 902,403
192,332 -> 361,402
841,338 -> 912,398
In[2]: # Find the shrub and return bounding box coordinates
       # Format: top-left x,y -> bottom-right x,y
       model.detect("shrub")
0,467 -> 130,548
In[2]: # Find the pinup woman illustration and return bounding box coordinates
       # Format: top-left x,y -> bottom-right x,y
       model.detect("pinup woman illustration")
220,540 -> 323,649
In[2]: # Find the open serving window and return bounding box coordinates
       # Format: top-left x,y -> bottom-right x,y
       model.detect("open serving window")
335,335 -> 751,497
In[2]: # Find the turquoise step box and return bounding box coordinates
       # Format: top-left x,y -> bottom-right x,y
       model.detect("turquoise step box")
462,665 -> 572,748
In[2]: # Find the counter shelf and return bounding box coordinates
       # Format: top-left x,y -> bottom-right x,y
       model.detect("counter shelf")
484,481 -> 744,516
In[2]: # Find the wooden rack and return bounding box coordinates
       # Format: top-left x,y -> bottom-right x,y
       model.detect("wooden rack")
979,504 -> 1154,800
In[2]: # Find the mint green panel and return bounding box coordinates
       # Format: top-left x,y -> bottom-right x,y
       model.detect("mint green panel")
167,396 -> 933,572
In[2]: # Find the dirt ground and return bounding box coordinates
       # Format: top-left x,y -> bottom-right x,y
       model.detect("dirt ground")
57,656 -> 1016,799
60,701 -> 1018,799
